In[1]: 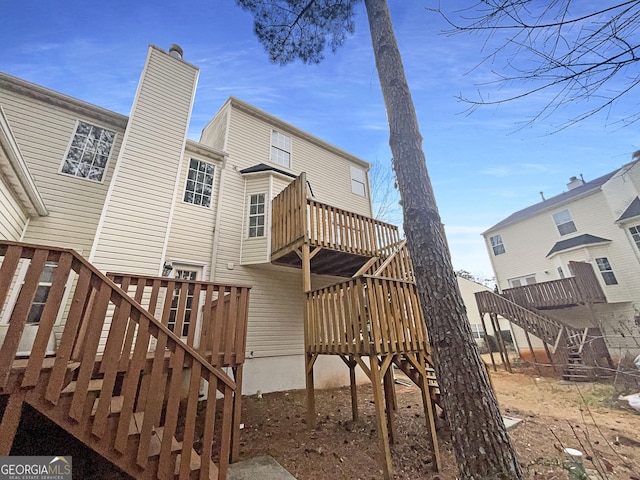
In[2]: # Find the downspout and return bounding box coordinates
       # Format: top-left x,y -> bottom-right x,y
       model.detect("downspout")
208,155 -> 228,282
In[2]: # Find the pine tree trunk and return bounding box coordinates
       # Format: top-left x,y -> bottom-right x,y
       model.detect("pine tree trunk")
363,0 -> 523,478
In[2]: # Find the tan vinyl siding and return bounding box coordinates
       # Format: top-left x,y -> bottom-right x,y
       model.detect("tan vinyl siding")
0,173 -> 27,240
164,152 -> 223,273
200,107 -> 228,150
240,176 -> 270,264
0,89 -> 124,252
200,102 -> 376,357
91,46 -> 198,275
224,106 -> 372,216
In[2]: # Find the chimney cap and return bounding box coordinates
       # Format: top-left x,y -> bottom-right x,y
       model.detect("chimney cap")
168,44 -> 184,59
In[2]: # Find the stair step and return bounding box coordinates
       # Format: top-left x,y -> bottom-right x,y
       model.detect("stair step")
148,427 -> 182,457
61,378 -> 104,395
91,395 -> 124,416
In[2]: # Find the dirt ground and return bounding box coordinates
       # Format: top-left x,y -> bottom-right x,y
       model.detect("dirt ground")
14,366 -> 640,479
236,367 -> 640,480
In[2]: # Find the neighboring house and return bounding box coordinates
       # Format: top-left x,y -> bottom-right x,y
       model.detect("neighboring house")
0,44 -> 375,395
482,160 -> 640,364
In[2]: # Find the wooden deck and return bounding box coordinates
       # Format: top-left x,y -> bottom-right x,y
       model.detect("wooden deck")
0,241 -> 250,479
501,261 -> 606,309
271,174 -> 401,275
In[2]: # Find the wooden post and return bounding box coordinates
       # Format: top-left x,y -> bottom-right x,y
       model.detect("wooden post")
348,356 -> 358,421
230,365 -> 244,463
305,353 -> 316,427
479,312 -> 498,372
370,355 -> 393,480
382,360 -> 396,444
302,243 -> 311,293
490,313 -> 511,373
417,353 -> 441,472
0,393 -> 23,455
522,328 -> 542,375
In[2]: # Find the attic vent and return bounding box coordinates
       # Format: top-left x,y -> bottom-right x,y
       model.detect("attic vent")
168,44 -> 183,59
566,175 -> 585,190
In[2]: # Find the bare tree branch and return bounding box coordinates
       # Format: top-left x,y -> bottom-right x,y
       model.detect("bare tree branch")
433,1 -> 640,129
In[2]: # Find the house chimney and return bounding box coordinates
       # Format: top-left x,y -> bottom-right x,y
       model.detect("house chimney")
168,44 -> 183,60
567,175 -> 585,190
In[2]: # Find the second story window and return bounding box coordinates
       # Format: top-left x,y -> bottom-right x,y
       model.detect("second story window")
595,257 -> 618,285
350,166 -> 367,197
629,225 -> 640,250
60,121 -> 115,182
270,130 -> 291,168
552,209 -> 577,236
489,234 -> 505,255
184,159 -> 215,207
248,193 -> 266,238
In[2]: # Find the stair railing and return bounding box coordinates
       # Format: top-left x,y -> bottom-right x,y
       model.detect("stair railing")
0,241 -> 250,479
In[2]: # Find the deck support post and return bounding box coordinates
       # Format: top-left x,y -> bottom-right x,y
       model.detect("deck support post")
370,355 -> 393,480
305,353 -> 317,428
230,364 -> 244,463
490,312 -> 511,373
382,358 -> 396,444
348,356 -> 358,421
0,393 -> 23,455
522,327 -> 542,375
417,353 -> 441,472
479,312 -> 497,372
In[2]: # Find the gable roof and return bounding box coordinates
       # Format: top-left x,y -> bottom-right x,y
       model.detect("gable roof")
483,167 -> 622,235
616,196 -> 640,223
546,234 -> 611,257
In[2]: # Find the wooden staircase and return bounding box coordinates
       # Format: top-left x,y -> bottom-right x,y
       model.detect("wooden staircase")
270,174 -> 442,479
475,290 -> 613,380
0,241 -> 250,479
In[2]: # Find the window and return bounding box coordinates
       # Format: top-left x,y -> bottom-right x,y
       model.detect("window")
270,130 -> 291,168
552,209 -> 577,236
169,269 -> 198,337
248,193 -> 266,238
184,159 -> 215,207
489,234 -> 505,255
557,267 -> 565,279
60,121 -> 115,182
26,263 -> 57,324
629,225 -> 640,250
350,166 -> 367,197
470,324 -> 485,340
508,275 -> 536,288
595,257 -> 618,285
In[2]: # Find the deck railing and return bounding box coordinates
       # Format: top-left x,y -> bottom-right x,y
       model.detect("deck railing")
108,273 -> 250,368
0,241 -> 250,479
306,275 -> 430,356
501,261 -> 606,309
271,174 -> 401,259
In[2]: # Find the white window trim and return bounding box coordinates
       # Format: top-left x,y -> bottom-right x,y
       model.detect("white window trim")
507,274 -> 536,288
167,262 -> 205,343
58,119 -> 116,184
595,257 -> 618,286
182,158 -> 216,209
350,165 -> 367,197
552,208 -> 577,236
489,234 -> 505,256
270,130 -> 292,169
247,193 -> 267,239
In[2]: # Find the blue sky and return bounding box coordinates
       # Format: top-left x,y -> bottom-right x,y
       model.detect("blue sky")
2,1 -> 638,280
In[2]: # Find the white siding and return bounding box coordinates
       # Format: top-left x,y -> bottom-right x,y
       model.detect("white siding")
201,101 -> 375,358
0,88 -> 124,253
91,46 -> 198,275
240,176 -> 270,264
164,149 -> 223,274
0,173 -> 27,240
